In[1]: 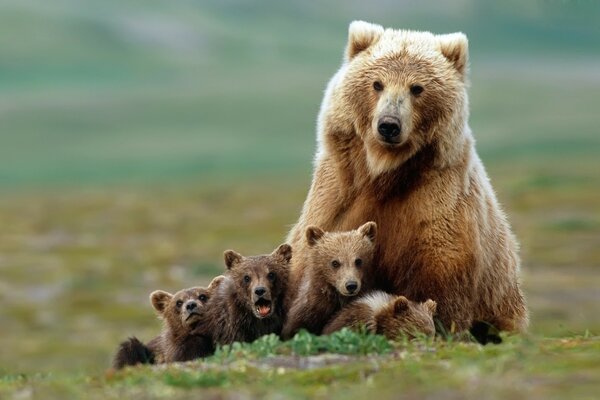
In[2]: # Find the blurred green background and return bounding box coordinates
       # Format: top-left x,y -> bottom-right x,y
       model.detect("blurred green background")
1,0 -> 599,375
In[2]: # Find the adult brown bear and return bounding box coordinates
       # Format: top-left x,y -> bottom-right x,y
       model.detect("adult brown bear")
287,21 -> 528,336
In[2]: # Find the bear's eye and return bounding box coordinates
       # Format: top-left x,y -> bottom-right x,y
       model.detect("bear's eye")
331,260 -> 341,268
176,300 -> 183,308
243,275 -> 251,283
355,258 -> 363,268
267,272 -> 276,281
373,81 -> 384,92
410,84 -> 424,96
199,294 -> 207,302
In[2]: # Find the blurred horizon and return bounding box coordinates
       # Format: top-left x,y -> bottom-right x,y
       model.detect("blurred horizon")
1,0 -> 599,188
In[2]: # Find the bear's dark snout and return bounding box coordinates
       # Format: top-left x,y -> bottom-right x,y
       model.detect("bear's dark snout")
377,117 -> 401,142
254,287 -> 266,297
345,281 -> 358,293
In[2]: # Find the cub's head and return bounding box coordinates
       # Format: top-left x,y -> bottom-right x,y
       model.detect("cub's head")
150,276 -> 225,333
339,21 -> 469,175
223,244 -> 291,320
305,221 -> 376,297
376,296 -> 437,339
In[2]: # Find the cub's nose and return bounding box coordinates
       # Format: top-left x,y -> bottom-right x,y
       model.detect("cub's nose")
345,281 -> 358,294
254,287 -> 266,297
377,117 -> 401,140
186,302 -> 197,311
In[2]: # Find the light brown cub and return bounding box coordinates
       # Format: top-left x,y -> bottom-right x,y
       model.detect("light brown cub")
282,221 -> 377,339
323,291 -> 437,340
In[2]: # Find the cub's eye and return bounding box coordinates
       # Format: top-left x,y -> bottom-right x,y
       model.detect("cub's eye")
355,258 -> 363,268
267,272 -> 276,281
199,294 -> 207,302
331,260 -> 340,268
410,84 -> 424,96
176,300 -> 183,308
373,81 -> 384,92
243,275 -> 251,283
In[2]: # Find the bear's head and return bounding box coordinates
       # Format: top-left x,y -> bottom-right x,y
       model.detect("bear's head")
332,21 -> 470,176
223,244 -> 291,320
375,296 -> 437,339
305,221 -> 377,297
150,276 -> 225,333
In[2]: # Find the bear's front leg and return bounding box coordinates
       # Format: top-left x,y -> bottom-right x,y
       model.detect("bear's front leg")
403,252 -> 479,335
282,291 -> 334,339
281,303 -> 306,340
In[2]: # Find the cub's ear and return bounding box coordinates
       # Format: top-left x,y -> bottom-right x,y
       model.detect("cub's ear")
272,243 -> 293,264
346,20 -> 384,61
424,299 -> 437,315
306,226 -> 325,246
394,296 -> 409,314
438,32 -> 468,78
208,275 -> 226,290
224,250 -> 243,270
358,221 -> 377,243
150,290 -> 173,314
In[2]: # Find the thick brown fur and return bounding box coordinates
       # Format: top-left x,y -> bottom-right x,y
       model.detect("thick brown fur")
287,21 -> 528,334
193,244 -> 292,345
322,291 -> 437,340
112,277 -> 224,369
282,222 -> 377,339
112,337 -> 155,370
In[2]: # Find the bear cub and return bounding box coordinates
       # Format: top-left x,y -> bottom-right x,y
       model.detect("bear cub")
322,291 -> 437,339
193,244 -> 292,345
282,221 -> 377,339
112,276 -> 224,369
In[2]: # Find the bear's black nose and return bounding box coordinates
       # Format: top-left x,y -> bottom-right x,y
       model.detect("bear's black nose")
345,281 -> 358,293
186,302 -> 197,311
254,287 -> 266,296
377,118 -> 401,140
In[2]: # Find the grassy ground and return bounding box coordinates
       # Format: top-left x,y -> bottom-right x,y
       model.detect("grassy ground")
0,160 -> 599,398
1,333 -> 598,399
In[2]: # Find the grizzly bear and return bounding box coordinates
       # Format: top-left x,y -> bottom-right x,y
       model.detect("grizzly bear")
282,222 -> 377,339
112,276 -> 224,369
323,291 -> 437,340
287,21 -> 528,336
192,244 -> 292,345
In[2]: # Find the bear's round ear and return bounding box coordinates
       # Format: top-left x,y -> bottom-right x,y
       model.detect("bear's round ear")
272,243 -> 293,264
346,20 -> 384,61
437,32 -> 468,78
150,290 -> 173,314
394,296 -> 409,314
306,226 -> 325,246
424,299 -> 437,315
224,250 -> 243,270
208,275 -> 226,291
358,221 -> 377,243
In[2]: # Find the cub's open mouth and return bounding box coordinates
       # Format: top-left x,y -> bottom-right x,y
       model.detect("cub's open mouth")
254,298 -> 272,318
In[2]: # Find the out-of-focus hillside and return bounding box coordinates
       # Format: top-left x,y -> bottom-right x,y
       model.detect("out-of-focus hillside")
0,0 -> 598,186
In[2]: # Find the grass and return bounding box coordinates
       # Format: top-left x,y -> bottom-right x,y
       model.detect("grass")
212,329 -> 393,361
1,333 -> 598,399
0,168 -> 599,399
